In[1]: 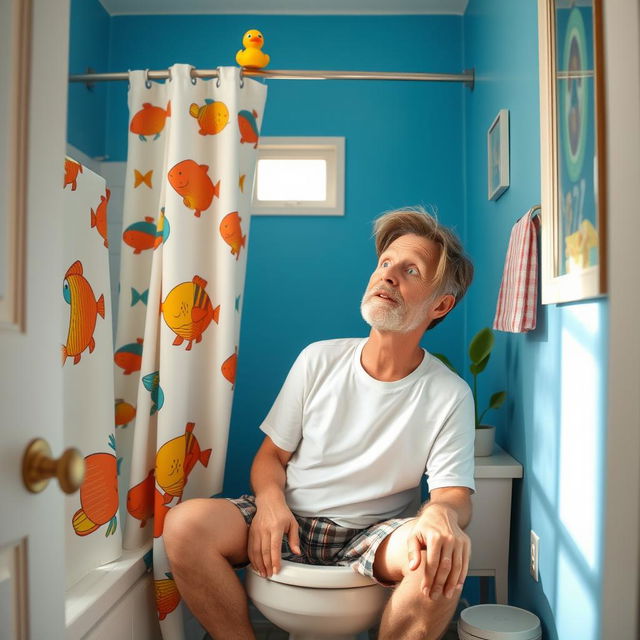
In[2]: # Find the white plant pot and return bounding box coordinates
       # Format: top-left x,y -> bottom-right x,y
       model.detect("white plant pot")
474,425 -> 496,457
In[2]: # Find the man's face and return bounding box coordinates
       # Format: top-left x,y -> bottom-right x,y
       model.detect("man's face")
360,233 -> 442,334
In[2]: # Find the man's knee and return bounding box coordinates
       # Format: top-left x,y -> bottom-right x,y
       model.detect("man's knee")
164,499 -> 221,560
164,499 -> 205,562
163,498 -> 249,567
398,551 -> 460,637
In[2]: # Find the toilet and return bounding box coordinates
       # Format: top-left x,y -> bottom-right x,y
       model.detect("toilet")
245,560 -> 391,640
245,490 -> 421,639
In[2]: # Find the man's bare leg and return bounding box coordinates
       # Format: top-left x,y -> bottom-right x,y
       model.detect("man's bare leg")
373,521 -> 461,640
163,498 -> 255,640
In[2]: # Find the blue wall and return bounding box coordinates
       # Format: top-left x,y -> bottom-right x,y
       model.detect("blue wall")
463,1 -> 608,638
68,0 -> 110,158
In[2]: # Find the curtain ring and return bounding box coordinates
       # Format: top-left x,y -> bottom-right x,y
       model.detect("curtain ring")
144,68 -> 152,89
167,67 -> 172,83
239,68 -> 245,88
216,66 -> 221,88
190,66 -> 198,85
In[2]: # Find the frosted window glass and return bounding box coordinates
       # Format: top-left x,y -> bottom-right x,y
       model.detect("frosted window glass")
256,159 -> 326,201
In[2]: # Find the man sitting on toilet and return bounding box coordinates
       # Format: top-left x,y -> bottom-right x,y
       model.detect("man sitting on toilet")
164,206 -> 476,640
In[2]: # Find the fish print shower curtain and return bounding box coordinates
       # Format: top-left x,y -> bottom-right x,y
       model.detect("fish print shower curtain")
114,64 -> 267,636
62,158 -> 122,589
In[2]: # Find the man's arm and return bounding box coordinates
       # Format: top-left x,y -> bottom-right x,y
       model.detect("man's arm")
247,436 -> 302,578
250,435 -> 293,502
418,486 -> 472,529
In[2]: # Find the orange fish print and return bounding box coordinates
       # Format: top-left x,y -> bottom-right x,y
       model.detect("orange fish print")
155,574 -> 181,621
221,348 -> 238,388
153,486 -> 172,538
160,276 -> 220,351
72,452 -> 119,537
115,399 -> 136,427
127,469 -> 155,527
62,261 -> 105,366
155,421 -> 212,501
219,211 -> 246,261
237,109 -> 260,148
134,169 -> 153,188
154,207 -> 170,248
239,174 -> 246,192
114,337 -> 144,374
167,160 -> 220,218
129,101 -> 171,141
91,189 -> 110,248
64,158 -> 83,190
183,422 -> 212,480
189,99 -> 229,135
123,216 -> 156,254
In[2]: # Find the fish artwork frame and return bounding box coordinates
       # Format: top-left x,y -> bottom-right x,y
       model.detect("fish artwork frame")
538,0 -> 608,303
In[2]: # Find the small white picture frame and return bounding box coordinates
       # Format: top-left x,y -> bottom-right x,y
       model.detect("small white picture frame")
487,109 -> 510,201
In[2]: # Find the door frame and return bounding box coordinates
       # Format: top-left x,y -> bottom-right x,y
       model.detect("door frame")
601,1 -> 640,637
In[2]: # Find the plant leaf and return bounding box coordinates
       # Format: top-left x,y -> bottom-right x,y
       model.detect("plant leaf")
469,328 -> 494,364
432,353 -> 459,375
489,391 -> 506,408
470,353 -> 490,375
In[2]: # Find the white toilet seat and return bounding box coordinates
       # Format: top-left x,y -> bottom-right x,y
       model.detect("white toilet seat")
248,560 -> 377,588
246,560 -> 389,640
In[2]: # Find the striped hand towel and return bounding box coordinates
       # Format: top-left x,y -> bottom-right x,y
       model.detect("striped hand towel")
493,210 -> 540,332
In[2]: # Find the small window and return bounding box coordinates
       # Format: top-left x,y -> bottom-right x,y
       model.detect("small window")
251,137 -> 345,216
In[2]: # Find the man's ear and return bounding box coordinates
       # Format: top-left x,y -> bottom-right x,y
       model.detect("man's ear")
432,294 -> 456,319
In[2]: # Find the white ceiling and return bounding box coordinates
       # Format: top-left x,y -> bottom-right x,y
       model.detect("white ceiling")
98,0 -> 469,16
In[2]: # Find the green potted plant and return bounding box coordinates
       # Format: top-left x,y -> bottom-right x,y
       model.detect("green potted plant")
433,327 -> 506,456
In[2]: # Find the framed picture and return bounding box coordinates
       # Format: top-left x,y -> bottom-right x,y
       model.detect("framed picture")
487,109 -> 510,201
538,0 -> 607,304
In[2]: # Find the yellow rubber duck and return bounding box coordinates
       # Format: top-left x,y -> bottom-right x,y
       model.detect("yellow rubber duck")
236,29 -> 270,69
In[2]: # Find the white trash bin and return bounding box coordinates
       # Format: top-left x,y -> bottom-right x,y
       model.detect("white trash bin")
458,604 -> 542,640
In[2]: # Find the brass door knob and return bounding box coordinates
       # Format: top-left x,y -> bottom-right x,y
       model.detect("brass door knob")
22,438 -> 85,494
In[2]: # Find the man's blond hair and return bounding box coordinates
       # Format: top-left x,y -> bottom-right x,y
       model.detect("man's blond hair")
372,206 -> 474,331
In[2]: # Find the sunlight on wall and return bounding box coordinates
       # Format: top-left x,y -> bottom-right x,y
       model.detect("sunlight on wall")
559,303 -> 602,570
531,337 -> 560,505
556,549 -> 597,640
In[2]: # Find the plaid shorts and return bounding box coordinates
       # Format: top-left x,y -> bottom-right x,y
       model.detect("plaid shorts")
225,494 -> 414,587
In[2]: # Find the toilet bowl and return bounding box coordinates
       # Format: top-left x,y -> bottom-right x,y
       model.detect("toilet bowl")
245,560 -> 391,640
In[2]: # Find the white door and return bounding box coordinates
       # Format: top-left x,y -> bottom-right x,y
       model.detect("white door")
0,0 -> 71,637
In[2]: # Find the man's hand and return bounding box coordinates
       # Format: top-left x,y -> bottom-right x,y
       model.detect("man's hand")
406,502 -> 471,600
248,494 -> 302,578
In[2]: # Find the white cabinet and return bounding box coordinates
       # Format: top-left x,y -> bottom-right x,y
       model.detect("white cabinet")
467,444 -> 524,604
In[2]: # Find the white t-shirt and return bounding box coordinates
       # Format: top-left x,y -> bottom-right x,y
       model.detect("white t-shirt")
259,337 -> 476,528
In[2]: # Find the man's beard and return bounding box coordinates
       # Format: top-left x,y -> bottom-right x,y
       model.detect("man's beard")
360,286 -> 432,333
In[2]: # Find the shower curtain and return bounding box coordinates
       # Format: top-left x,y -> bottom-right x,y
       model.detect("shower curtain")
113,64 -> 267,637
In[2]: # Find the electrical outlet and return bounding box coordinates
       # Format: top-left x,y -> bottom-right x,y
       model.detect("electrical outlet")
530,530 -> 539,581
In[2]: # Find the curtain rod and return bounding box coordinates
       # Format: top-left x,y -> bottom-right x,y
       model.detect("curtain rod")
69,67 -> 475,89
